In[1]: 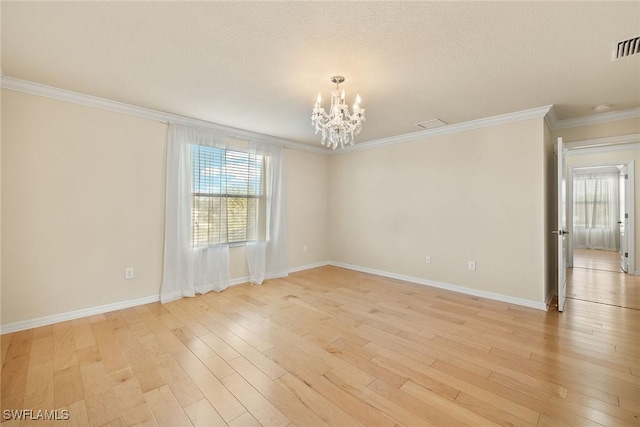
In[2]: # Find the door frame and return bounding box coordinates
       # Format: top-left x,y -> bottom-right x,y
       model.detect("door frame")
565,152 -> 636,275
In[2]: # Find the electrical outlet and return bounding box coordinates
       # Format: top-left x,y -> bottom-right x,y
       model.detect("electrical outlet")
302,245 -> 308,253
425,255 -> 431,264
468,261 -> 476,271
125,267 -> 134,279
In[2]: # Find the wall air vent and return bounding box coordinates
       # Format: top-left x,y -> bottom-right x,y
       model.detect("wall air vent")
612,36 -> 640,60
415,119 -> 447,130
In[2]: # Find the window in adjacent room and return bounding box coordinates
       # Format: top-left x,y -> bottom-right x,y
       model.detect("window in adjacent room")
191,145 -> 264,247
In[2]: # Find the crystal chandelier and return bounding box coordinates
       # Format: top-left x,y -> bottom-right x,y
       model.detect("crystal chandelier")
311,76 -> 366,149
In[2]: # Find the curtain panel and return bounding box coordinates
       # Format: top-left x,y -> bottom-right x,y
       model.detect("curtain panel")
573,171 -> 620,251
246,139 -> 289,285
161,125 -> 287,303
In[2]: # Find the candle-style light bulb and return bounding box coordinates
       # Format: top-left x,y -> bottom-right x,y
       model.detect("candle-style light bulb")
341,89 -> 345,103
353,94 -> 361,113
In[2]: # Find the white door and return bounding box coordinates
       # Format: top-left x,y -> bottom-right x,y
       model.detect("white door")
555,137 -> 568,312
619,166 -> 629,272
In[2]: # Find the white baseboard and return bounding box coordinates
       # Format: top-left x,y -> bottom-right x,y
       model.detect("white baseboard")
0,262 -> 332,334
0,294 -> 160,335
329,261 -> 548,311
2,260 -> 553,333
288,261 -> 330,273
545,291 -> 555,311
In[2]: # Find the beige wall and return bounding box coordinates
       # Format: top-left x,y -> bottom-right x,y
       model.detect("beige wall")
285,148 -> 329,267
1,89 -> 329,326
0,88 -> 3,322
2,90 -> 167,325
328,118 -> 548,304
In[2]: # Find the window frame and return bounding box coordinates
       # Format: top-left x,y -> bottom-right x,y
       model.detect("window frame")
190,144 -> 265,248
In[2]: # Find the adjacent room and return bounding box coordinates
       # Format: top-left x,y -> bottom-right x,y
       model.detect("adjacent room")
1,2 -> 639,426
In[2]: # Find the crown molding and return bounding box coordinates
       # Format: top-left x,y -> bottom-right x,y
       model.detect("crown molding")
544,104 -> 560,129
336,105 -> 554,154
567,142 -> 640,156
551,107 -> 640,130
0,75 -> 327,155
565,133 -> 640,156
4,74 -> 639,156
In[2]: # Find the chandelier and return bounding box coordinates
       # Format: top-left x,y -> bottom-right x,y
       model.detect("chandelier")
311,76 -> 366,149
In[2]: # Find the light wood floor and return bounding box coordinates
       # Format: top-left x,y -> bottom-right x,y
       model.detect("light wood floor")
569,249 -> 640,310
2,266 -> 639,426
573,249 -> 621,273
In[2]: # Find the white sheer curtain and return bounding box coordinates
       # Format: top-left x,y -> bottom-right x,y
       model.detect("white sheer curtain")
161,125 -> 230,303
246,140 -> 288,284
573,170 -> 619,251
161,125 -> 288,303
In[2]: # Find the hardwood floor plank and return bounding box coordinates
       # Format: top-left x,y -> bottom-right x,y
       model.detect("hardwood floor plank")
227,355 -> 330,427
323,338 -> 408,389
22,359 -> 55,426
143,385 -> 191,427
91,321 -> 128,374
54,364 -> 85,408
453,392 -> 538,427
221,372 -> 290,427
172,350 -> 246,422
141,339 -> 204,408
2,266 -> 638,426
400,379 -> 502,426
1,356 -> 30,414
1,333 -> 12,368
227,411 -> 261,427
206,322 -> 286,380
198,332 -> 241,362
183,398 -> 227,427
110,368 -> 146,412
72,319 -> 96,350
84,390 -> 121,427
274,373 -> 366,427
172,327 -> 236,380
119,404 -> 158,427
433,359 -> 613,427
4,329 -> 33,363
266,347 -> 397,427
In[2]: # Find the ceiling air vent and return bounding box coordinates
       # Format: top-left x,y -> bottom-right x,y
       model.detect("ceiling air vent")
415,119 -> 447,130
612,36 -> 640,60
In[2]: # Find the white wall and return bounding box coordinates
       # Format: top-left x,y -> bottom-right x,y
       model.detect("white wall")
1,89 -> 329,326
328,118 -> 548,305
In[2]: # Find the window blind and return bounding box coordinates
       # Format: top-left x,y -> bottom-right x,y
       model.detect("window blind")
191,145 -> 264,247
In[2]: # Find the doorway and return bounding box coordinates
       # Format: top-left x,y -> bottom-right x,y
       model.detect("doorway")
565,156 -> 638,309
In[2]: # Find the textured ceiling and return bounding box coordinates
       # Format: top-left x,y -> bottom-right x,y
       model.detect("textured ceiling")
2,1 -> 639,145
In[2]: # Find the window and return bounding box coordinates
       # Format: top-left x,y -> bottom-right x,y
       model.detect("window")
573,174 -> 613,228
191,145 -> 264,247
